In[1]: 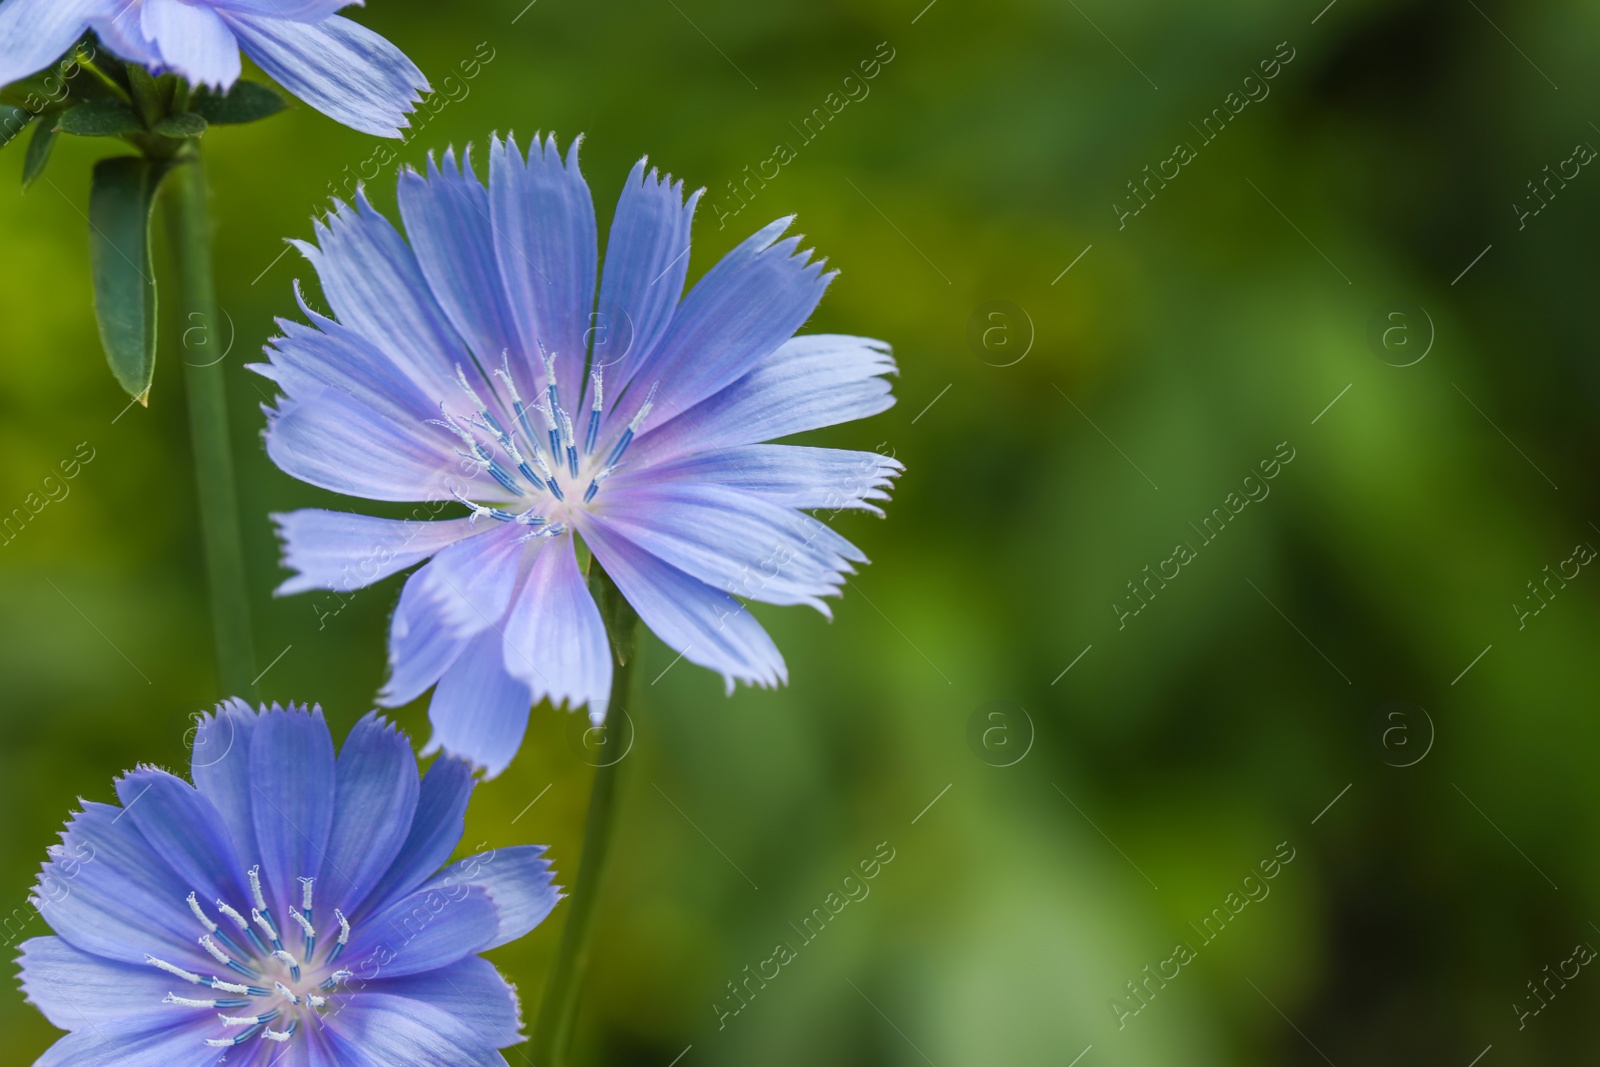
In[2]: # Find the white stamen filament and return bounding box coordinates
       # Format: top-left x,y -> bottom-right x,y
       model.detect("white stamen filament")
290,909 -> 316,939
198,936 -> 231,965
251,908 -> 278,943
628,381 -> 660,433
275,981 -> 302,1005
299,877 -> 315,912
335,909 -> 351,946
215,901 -> 251,932
186,892 -> 218,933
209,978 -> 252,995
164,993 -> 221,1008
307,994 -> 328,1009
272,950 -> 298,970
247,866 -> 268,912
145,956 -> 201,984
220,1010 -> 275,1027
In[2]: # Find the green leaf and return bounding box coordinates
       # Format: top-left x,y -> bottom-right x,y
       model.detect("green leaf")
153,112 -> 207,139
56,99 -> 143,137
90,157 -> 169,401
190,81 -> 288,126
22,121 -> 57,187
0,105 -> 32,150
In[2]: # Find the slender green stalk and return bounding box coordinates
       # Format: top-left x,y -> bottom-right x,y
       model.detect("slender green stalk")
162,152 -> 259,700
532,570 -> 639,1065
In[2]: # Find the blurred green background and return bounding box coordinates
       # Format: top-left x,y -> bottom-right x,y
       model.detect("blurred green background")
3,0 -> 1598,1062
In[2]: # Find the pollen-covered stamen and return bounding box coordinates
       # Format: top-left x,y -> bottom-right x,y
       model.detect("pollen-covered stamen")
495,352 -> 543,453
327,908 -> 351,965
583,462 -> 626,505
186,892 -> 218,934
307,994 -> 328,1009
539,344 -> 563,437
272,949 -> 301,982
516,522 -> 567,544
219,1009 -> 279,1027
216,899 -> 269,957
298,877 -> 317,962
323,969 -> 354,990
205,1025 -> 263,1048
199,935 -> 258,980
274,981 -> 302,1005
454,364 -> 508,439
210,978 -> 266,997
247,866 -> 269,914
603,381 -> 658,469
164,993 -> 249,1009
263,1020 -> 300,1042
586,368 -> 605,455
561,409 -> 579,478
429,406 -> 522,497
146,956 -> 203,985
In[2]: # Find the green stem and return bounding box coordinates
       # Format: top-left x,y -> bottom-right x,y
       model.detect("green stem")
162,152 -> 259,700
531,570 -> 639,1065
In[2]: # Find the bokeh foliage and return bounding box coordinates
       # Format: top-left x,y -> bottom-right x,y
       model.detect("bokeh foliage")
2,0 -> 1598,1062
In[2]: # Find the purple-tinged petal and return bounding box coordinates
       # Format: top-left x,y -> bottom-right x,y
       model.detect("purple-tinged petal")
379,523 -> 526,707
283,191 -> 465,403
140,0 -> 240,88
190,699 -> 259,869
319,713 -> 419,919
32,802 -> 212,970
589,482 -> 862,616
34,1012 -> 226,1067
502,536 -> 611,722
272,510 -> 475,597
397,148 -> 521,371
424,630 -> 533,780
113,767 -> 251,912
18,937 -> 175,1030
631,334 -> 895,465
224,12 -> 426,138
320,992 -> 506,1066
423,845 -> 559,950
489,133 -> 597,409
0,0 -> 108,90
343,886 -> 499,978
628,444 -> 903,517
358,756 -> 473,921
211,0 -> 351,20
261,386 -> 484,504
362,957 -> 522,1048
626,217 -> 832,418
595,158 -> 702,395
249,705 -> 336,921
582,517 -> 786,692
253,295 -> 443,428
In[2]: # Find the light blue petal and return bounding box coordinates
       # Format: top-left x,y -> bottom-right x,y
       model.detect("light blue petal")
261,386 -> 483,504
362,957 -> 522,1048
212,0 -> 350,20
224,12 -> 426,138
190,698 -> 260,869
397,148 -> 521,372
629,444 -> 903,517
631,334 -> 895,466
284,191 -> 466,403
595,158 -> 702,396
625,217 -> 832,418
34,1013 -> 225,1067
0,0 -> 105,90
423,845 -> 559,950
424,629 -> 533,780
344,886 -> 499,978
358,756 -> 473,922
253,295 -> 444,428
321,992 -> 507,1066
320,712 -> 419,919
488,133 -> 597,410
582,517 -> 786,692
87,7 -> 157,67
140,0 -> 240,88
32,802 -> 212,969
18,937 -> 176,1030
249,704 -> 336,922
113,766 -> 252,911
379,523 -> 526,706
272,510 -> 476,596
501,536 -> 611,722
586,482 -> 862,616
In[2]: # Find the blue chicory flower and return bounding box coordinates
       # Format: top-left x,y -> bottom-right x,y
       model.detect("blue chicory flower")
17,700 -> 560,1064
257,134 -> 902,777
0,0 -> 426,137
